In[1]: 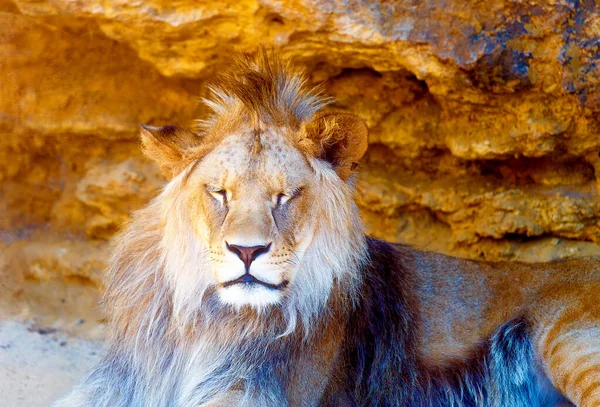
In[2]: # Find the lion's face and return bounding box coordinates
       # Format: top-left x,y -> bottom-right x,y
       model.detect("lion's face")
184,129 -> 315,309
139,112 -> 368,323
136,54 -> 369,329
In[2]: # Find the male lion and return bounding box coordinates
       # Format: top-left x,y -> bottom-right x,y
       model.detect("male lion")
56,51 -> 600,407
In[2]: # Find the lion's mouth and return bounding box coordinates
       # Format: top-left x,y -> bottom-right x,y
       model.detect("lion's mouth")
221,274 -> 288,290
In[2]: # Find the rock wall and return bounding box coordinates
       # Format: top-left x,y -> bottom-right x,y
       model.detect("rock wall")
1,0 -> 600,334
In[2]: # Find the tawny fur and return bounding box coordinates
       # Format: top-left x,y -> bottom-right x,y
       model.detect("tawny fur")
55,50 -> 600,407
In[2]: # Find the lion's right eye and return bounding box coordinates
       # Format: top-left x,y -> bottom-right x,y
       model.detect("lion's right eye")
208,188 -> 228,206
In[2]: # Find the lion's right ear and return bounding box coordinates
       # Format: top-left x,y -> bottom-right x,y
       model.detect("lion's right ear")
140,124 -> 200,179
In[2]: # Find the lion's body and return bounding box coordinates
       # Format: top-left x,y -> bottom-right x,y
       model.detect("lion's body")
56,51 -> 600,407
321,239 -> 600,406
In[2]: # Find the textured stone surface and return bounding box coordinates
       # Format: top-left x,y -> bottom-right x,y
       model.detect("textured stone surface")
2,0 -> 600,327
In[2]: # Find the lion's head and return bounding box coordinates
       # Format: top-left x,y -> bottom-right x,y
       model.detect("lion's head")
108,51 -> 369,339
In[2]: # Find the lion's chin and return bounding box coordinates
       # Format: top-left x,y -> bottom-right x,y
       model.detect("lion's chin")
217,284 -> 283,310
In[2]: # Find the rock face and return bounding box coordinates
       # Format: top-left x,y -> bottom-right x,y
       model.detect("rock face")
1,0 -> 600,332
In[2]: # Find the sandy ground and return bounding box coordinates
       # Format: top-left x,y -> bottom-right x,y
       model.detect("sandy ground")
0,320 -> 104,407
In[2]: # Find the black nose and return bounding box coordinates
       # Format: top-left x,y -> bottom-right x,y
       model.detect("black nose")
226,242 -> 271,270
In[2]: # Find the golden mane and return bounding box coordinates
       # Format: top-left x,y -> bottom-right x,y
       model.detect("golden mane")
195,50 -> 368,180
201,48 -> 326,131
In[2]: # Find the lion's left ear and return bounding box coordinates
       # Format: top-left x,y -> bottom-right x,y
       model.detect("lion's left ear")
140,124 -> 201,179
303,112 -> 369,180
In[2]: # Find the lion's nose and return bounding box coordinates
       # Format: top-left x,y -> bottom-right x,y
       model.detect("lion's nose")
226,242 -> 271,270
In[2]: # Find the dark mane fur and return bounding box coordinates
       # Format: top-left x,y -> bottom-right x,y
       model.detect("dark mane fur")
322,238 -> 565,407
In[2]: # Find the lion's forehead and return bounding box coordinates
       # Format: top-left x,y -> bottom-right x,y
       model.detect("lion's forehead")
197,130 -> 312,188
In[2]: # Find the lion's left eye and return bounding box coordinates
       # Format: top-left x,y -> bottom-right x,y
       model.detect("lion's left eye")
275,188 -> 301,207
276,193 -> 291,206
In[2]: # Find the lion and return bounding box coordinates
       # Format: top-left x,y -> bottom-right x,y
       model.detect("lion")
55,50 -> 600,407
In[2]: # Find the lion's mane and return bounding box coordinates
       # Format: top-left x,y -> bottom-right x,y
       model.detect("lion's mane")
66,51 -> 367,406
